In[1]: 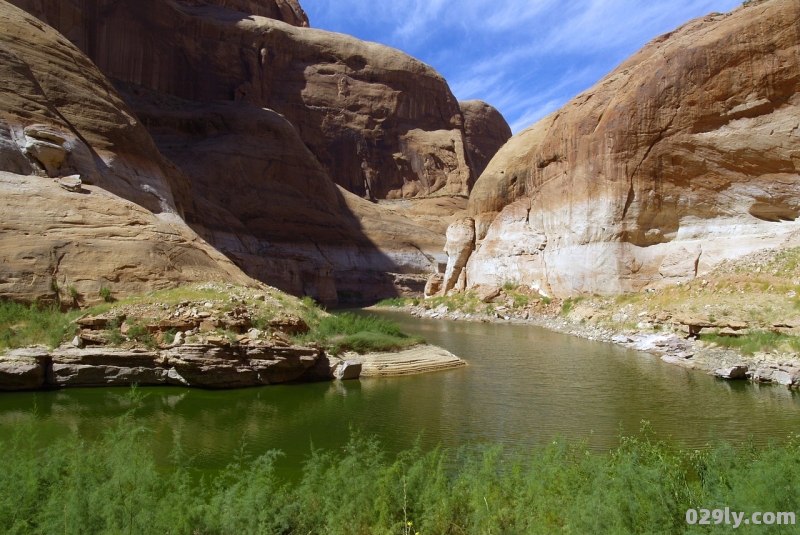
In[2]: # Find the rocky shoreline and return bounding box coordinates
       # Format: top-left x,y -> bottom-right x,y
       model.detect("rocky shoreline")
0,343 -> 465,391
373,303 -> 800,389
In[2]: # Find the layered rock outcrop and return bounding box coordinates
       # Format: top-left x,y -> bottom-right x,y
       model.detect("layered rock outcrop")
1,344 -> 320,390
0,3 -> 253,303
465,0 -> 800,296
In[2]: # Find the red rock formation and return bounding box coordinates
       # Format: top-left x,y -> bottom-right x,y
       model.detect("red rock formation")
125,87 -> 446,302
465,0 -> 800,296
460,100 -> 512,180
9,0 -> 476,199
0,2 -> 254,303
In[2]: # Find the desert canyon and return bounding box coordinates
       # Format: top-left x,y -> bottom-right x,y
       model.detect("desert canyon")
0,0 -> 796,309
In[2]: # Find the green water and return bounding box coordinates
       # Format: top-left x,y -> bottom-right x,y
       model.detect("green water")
2,310 -> 799,476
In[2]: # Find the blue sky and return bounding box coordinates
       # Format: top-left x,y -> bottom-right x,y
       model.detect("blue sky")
300,0 -> 743,133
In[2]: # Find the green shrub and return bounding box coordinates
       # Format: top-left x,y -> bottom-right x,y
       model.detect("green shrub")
0,299 -> 78,349
512,293 -> 529,308
376,297 -> 409,308
700,330 -> 800,355
99,286 -> 114,303
561,297 -> 583,315
68,285 -> 79,301
301,312 -> 423,355
163,328 -> 177,345
1,410 -> 799,535
502,280 -> 519,292
126,320 -> 157,349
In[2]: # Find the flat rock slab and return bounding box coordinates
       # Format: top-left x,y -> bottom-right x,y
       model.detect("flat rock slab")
349,345 -> 466,378
713,365 -> 749,380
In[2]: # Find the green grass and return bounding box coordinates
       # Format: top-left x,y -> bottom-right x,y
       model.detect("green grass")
512,293 -> 529,308
1,404 -> 799,535
300,312 -> 423,355
561,297 -> 584,316
0,299 -> 80,350
699,330 -> 800,355
424,292 -> 482,314
502,280 -> 519,292
376,297 -> 411,307
125,319 -> 158,349
99,286 -> 114,303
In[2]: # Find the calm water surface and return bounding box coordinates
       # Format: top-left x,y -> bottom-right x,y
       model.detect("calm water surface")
1,310 -> 799,475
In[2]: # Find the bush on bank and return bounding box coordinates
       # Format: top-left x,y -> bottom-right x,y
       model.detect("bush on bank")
1,396 -> 798,534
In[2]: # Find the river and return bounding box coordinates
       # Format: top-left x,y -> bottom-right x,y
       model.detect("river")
1,310 -> 798,477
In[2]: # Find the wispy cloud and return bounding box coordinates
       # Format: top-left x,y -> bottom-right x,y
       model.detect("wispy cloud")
301,0 -> 743,132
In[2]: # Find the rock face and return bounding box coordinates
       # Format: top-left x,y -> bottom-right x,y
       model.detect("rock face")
6,0 -> 491,301
442,219 -> 476,294
466,0 -> 800,297
460,100 -> 512,179
125,91 -> 448,301
0,3 -> 254,303
2,343 -> 320,390
9,0 -> 477,200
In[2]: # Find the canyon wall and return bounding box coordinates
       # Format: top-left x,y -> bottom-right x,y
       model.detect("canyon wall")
464,0 -> 800,297
9,0 -> 483,200
0,2 -> 254,303
3,0 -> 515,302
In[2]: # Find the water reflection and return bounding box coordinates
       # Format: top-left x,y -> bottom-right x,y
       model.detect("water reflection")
0,312 -> 798,475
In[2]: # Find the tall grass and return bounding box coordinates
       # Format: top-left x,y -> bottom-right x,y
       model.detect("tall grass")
700,330 -> 800,355
1,404 -> 798,534
301,313 -> 423,355
0,300 -> 79,349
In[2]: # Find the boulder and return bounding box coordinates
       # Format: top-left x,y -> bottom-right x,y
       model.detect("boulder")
677,316 -> 715,337
0,356 -> 45,390
55,175 -> 82,193
424,273 -> 444,298
473,284 -> 501,303
713,366 -> 749,380
269,314 -> 309,336
717,327 -> 743,337
466,0 -> 800,296
336,360 -> 362,381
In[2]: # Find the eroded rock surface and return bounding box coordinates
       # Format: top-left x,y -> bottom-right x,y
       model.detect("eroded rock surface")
467,0 -> 800,296
9,0 -> 478,200
460,100 -> 512,179
442,218 -> 476,294
0,3 -> 253,303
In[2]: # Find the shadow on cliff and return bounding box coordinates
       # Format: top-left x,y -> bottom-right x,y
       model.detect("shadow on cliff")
116,85 -> 433,305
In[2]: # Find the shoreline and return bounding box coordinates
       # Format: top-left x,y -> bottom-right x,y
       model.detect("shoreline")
0,344 -> 467,392
0,343 -> 466,391
369,303 -> 800,389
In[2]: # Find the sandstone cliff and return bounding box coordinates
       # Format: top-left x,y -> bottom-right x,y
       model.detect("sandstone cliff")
0,2 -> 254,303
6,0 -> 504,302
465,0 -> 800,297
9,0 -> 479,200
460,100 -> 512,180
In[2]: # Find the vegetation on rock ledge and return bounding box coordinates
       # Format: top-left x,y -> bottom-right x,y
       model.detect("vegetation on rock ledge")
1,284 -> 422,356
